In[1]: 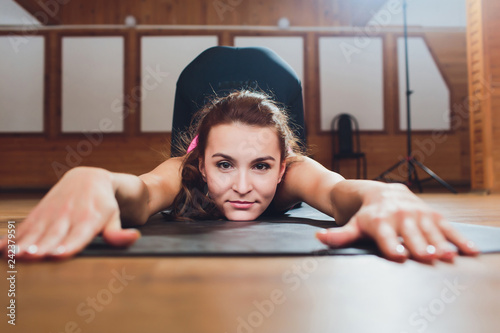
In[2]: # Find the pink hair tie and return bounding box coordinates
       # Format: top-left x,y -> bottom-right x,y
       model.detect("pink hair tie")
187,134 -> 199,154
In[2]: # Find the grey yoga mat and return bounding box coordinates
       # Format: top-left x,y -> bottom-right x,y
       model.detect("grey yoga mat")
80,204 -> 500,257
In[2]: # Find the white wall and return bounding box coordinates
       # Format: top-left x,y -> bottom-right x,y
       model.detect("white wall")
0,35 -> 44,132
62,37 -> 124,133
0,0 -> 40,25
319,37 -> 384,131
370,0 -> 466,28
398,37 -> 450,131
140,36 -> 218,132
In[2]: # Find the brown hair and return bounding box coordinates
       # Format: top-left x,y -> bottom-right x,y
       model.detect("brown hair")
169,90 -> 303,220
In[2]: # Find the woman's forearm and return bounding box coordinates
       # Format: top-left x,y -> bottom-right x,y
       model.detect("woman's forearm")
111,156 -> 184,226
111,172 -> 151,227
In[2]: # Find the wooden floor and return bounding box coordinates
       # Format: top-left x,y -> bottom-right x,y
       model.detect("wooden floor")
1,192 -> 500,333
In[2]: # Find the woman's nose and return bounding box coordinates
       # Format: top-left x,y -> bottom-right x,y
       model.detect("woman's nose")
232,171 -> 253,194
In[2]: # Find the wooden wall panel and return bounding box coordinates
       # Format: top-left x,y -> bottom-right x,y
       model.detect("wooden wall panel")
309,132 -> 464,182
14,0 -> 386,27
0,26 -> 471,189
13,0 -> 60,25
466,0 -> 500,192
484,0 -> 500,192
0,136 -> 170,188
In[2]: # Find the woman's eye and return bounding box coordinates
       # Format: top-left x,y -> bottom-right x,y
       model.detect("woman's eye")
217,161 -> 232,170
254,163 -> 270,171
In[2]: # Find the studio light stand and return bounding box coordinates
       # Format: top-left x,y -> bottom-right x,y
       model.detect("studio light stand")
375,0 -> 457,194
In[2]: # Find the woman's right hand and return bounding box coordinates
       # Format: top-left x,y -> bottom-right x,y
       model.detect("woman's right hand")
0,167 -> 141,261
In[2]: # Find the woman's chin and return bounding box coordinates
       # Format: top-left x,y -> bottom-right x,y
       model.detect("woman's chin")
223,209 -> 261,221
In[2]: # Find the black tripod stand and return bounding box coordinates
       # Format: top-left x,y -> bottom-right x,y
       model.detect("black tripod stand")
375,0 -> 457,194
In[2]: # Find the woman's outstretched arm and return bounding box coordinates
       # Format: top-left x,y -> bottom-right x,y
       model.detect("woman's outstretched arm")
274,156 -> 479,263
0,157 -> 183,261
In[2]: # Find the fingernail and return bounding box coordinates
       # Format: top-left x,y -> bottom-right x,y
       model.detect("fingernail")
315,229 -> 328,240
51,245 -> 66,256
27,244 -> 38,255
317,229 -> 328,235
395,244 -> 406,255
467,241 -> 479,252
426,245 -> 437,255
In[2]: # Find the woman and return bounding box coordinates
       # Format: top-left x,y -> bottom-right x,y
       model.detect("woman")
0,91 -> 478,262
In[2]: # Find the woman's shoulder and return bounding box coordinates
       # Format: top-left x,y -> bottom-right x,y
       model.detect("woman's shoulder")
284,155 -> 344,182
270,156 -> 311,211
282,156 -> 329,187
274,156 -> 344,209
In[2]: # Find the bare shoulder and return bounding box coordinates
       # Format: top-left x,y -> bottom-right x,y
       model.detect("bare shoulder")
273,156 -> 344,211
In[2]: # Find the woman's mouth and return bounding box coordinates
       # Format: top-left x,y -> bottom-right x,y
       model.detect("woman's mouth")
228,201 -> 255,209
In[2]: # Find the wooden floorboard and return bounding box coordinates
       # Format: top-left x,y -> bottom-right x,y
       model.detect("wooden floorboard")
0,192 -> 499,333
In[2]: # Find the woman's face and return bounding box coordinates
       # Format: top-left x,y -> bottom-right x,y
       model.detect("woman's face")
199,123 -> 286,221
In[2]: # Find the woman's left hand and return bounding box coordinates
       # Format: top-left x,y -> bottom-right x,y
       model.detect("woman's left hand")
316,184 -> 480,263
